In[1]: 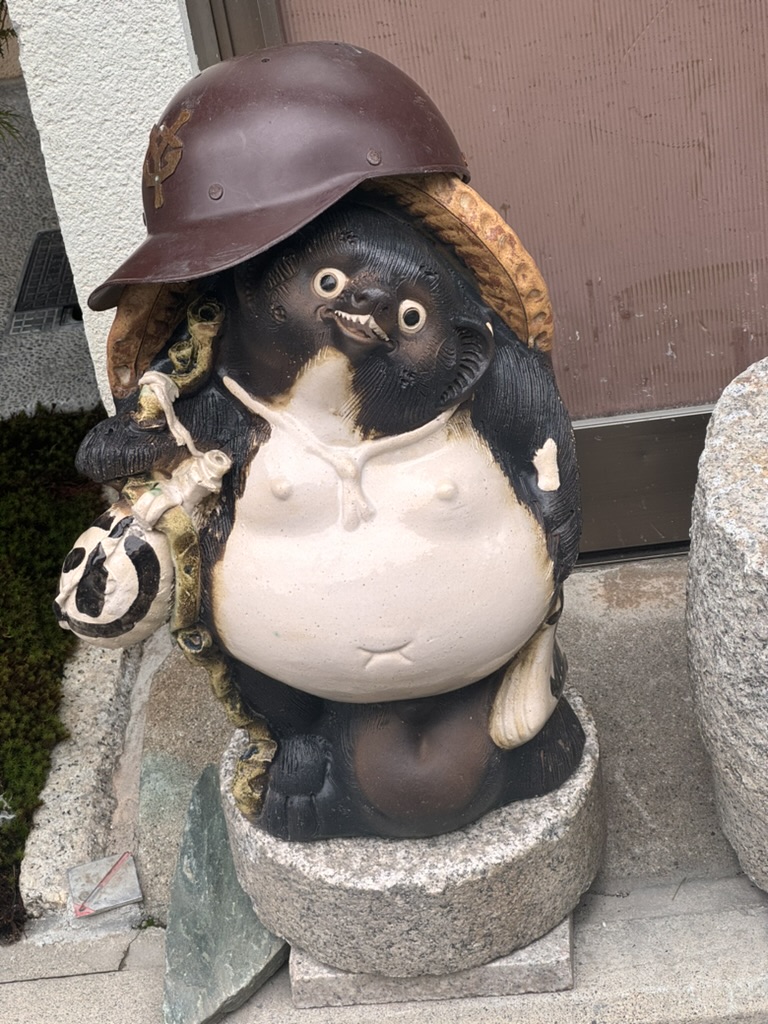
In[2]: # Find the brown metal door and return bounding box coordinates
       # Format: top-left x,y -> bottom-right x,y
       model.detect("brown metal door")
239,1 -> 768,549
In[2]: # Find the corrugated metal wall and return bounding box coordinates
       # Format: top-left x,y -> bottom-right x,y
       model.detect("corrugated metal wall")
282,0 -> 768,418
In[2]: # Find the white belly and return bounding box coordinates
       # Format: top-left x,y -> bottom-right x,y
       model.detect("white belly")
212,410 -> 553,701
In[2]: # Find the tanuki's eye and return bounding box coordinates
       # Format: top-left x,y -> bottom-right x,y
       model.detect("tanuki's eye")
398,299 -> 427,333
312,268 -> 347,299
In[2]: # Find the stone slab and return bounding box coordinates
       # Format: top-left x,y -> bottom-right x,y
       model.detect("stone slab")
0,930 -> 166,1024
222,693 -> 603,977
688,357 -> 768,891
163,765 -> 288,1024
0,932 -> 132,984
289,916 -> 572,1008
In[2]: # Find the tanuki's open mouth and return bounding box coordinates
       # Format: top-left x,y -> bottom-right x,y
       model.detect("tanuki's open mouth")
322,307 -> 391,346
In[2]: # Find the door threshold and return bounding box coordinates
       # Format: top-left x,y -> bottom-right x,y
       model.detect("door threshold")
576,541 -> 689,567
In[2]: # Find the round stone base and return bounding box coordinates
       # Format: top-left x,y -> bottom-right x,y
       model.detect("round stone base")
221,694 -> 603,977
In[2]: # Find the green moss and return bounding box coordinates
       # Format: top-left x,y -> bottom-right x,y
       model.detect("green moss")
0,405 -> 104,940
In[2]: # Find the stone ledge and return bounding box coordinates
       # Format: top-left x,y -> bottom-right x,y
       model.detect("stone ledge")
19,642 -> 137,921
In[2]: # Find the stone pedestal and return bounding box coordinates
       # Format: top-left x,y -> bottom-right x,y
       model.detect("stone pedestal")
289,916 -> 573,1008
688,358 -> 768,892
220,694 -> 603,978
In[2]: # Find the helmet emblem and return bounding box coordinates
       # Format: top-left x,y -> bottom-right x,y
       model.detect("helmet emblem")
143,109 -> 191,210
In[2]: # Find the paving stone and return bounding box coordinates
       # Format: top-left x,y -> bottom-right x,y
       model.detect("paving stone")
0,932 -> 131,984
559,559 -> 739,888
163,765 -> 288,1024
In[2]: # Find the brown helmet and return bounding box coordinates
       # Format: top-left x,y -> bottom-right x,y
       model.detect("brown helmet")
88,41 -> 468,311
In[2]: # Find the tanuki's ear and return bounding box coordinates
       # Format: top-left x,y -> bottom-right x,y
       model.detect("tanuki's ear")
438,320 -> 495,408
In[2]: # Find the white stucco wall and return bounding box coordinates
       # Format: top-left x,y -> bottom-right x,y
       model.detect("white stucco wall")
8,0 -> 197,408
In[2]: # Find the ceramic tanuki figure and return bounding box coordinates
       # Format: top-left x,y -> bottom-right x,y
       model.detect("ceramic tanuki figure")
55,43 -> 583,841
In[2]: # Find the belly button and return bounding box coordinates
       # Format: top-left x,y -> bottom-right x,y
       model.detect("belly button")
435,480 -> 458,501
270,477 -> 293,500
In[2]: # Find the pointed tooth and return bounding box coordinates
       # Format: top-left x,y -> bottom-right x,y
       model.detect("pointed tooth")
370,319 -> 389,341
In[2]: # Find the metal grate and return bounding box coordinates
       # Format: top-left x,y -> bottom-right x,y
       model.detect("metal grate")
10,230 -> 80,335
